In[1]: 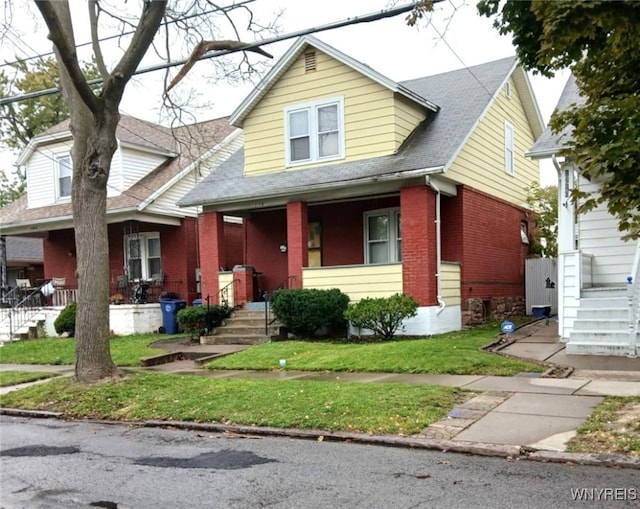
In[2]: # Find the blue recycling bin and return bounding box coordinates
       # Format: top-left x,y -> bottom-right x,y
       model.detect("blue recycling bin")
192,298 -> 202,306
160,299 -> 187,334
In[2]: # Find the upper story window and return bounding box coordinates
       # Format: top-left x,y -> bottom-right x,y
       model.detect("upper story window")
125,233 -> 161,281
504,121 -> 515,176
56,154 -> 72,199
364,208 -> 401,264
285,97 -> 344,166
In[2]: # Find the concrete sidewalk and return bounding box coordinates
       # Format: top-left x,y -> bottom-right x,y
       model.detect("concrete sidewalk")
1,319 -> 638,464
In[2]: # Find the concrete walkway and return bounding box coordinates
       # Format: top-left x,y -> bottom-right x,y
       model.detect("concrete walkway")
1,318 -> 639,463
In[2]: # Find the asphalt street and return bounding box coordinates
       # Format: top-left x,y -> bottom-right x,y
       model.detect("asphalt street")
1,416 -> 638,509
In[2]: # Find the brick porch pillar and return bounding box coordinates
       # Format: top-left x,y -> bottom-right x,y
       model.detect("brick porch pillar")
400,185 -> 438,306
286,201 -> 308,289
233,265 -> 255,306
198,211 -> 224,304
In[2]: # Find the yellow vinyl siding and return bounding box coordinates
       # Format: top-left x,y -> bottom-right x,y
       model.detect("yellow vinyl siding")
440,262 -> 461,307
303,263 -> 402,302
243,49 -> 426,176
446,76 -> 538,207
218,272 -> 235,308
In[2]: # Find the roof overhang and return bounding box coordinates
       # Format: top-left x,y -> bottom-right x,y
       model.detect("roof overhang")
0,209 -> 182,236
201,166 -> 444,214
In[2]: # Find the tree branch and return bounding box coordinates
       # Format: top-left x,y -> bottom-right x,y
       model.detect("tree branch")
105,1 -> 167,104
88,0 -> 109,80
35,0 -> 101,114
166,39 -> 272,92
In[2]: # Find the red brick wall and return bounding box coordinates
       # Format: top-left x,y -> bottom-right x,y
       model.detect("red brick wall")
455,186 -> 530,300
223,222 -> 244,269
400,185 -> 438,306
246,209 -> 288,293
287,202 -> 308,289
198,212 -> 224,303
43,230 -> 78,286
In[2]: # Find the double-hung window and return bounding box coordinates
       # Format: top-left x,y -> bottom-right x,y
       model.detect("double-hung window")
56,154 -> 72,199
504,121 -> 515,176
125,233 -> 161,280
285,97 -> 344,165
364,209 -> 402,264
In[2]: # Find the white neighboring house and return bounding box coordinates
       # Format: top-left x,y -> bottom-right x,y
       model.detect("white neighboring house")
528,75 -> 639,357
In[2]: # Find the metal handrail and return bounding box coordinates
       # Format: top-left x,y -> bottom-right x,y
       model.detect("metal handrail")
264,275 -> 296,335
0,284 -> 47,342
218,278 -> 240,309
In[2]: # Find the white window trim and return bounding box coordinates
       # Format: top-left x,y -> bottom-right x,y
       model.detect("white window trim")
124,232 -> 161,281
364,207 -> 401,265
55,153 -> 72,201
504,121 -> 515,176
284,96 -> 345,166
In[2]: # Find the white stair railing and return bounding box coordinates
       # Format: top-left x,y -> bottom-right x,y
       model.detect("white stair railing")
627,239 -> 640,357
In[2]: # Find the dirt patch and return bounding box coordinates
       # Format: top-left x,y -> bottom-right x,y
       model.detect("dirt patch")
568,398 -> 640,457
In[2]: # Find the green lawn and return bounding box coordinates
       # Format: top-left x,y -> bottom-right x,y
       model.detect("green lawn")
0,334 -> 170,366
0,371 -> 465,435
206,322 -> 545,376
0,370 -> 59,387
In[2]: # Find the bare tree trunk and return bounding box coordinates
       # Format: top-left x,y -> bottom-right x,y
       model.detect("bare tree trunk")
71,106 -> 120,382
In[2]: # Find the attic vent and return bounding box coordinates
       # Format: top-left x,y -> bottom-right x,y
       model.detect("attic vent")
504,81 -> 511,99
304,51 -> 317,73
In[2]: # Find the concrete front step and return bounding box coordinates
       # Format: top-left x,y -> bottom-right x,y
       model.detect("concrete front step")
569,330 -> 635,343
200,307 -> 280,345
573,318 -> 630,331
578,296 -> 628,309
566,341 -> 638,356
576,307 -> 629,320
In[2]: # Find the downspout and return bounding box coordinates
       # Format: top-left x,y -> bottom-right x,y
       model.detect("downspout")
426,177 -> 446,314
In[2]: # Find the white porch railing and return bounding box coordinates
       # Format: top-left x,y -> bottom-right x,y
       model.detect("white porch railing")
627,240 -> 640,357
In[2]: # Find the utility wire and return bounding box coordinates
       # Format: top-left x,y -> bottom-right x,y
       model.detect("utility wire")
0,0 -> 257,69
0,1 -> 434,106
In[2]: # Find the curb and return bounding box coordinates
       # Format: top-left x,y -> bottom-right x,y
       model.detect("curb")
2,408 -> 638,470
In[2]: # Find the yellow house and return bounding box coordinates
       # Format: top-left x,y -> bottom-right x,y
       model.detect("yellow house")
179,36 -> 544,335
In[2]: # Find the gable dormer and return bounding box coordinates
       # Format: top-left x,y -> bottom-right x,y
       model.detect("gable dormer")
17,116 -> 179,209
230,36 -> 439,177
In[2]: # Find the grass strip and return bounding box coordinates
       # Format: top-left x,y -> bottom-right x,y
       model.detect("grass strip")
0,371 -> 465,435
0,370 -> 59,387
0,334 -> 169,366
206,323 -> 544,376
567,396 -> 640,456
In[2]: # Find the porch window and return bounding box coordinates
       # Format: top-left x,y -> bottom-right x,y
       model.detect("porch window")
125,233 -> 161,280
285,97 -> 344,165
364,209 -> 401,264
504,121 -> 515,175
56,154 -> 72,199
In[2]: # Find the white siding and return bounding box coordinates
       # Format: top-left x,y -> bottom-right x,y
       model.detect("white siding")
25,141 -> 73,208
578,178 -> 636,286
119,147 -> 170,192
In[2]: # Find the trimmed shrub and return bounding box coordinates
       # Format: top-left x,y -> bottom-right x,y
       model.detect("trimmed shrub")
271,288 -> 350,338
344,293 -> 418,340
54,301 -> 77,337
177,304 -> 231,337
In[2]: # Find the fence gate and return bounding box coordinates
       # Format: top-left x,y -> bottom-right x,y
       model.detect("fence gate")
525,257 -> 558,316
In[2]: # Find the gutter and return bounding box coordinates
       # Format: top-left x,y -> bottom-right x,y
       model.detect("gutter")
426,176 -> 446,315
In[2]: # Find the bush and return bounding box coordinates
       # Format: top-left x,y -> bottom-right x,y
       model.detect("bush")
177,304 -> 231,337
271,288 -> 350,338
54,301 -> 77,337
344,293 -> 418,340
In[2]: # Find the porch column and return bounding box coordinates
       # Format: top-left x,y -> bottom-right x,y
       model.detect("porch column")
286,201 -> 308,289
198,211 -> 224,304
400,185 -> 438,306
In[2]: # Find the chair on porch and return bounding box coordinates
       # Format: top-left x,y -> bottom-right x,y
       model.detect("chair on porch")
116,274 -> 129,302
149,272 -> 164,302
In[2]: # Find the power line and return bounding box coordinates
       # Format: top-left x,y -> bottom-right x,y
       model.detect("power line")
0,0 -> 257,69
0,1 -> 432,106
